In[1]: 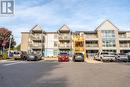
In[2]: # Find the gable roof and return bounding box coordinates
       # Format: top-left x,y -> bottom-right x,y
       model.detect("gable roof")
31,25 -> 43,31
95,20 -> 119,31
58,24 -> 70,32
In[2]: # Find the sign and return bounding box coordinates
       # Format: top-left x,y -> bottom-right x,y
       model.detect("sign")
0,0 -> 14,16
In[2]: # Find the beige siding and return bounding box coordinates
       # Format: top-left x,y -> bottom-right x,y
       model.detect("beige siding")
21,32 -> 29,52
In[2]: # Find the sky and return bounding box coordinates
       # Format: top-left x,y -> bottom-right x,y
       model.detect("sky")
0,0 -> 130,45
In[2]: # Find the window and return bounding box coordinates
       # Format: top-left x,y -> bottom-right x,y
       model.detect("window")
54,34 -> 57,39
101,30 -> 115,38
101,30 -> 116,47
54,41 -> 57,47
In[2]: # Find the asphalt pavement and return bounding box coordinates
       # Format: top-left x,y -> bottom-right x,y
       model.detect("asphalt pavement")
0,60 -> 130,87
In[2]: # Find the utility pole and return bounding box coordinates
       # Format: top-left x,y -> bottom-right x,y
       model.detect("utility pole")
8,34 -> 12,58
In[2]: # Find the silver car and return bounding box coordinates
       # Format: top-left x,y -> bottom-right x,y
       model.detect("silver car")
116,53 -> 128,62
27,53 -> 42,61
95,52 -> 116,62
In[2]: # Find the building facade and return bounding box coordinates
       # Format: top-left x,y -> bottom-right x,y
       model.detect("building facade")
21,20 -> 130,58
44,32 -> 58,57
58,25 -> 72,56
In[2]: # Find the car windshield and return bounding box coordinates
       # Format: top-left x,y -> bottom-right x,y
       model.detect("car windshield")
101,53 -> 108,55
119,53 -> 126,55
59,53 -> 68,55
109,53 -> 116,55
75,53 -> 84,56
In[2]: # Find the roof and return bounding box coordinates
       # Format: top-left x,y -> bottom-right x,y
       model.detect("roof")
31,25 -> 43,31
95,20 -> 119,31
58,24 -> 70,32
75,31 -> 97,34
45,32 -> 57,34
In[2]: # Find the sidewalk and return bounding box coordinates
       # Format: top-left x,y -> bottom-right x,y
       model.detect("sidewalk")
86,58 -> 103,63
0,60 -> 15,63
43,57 -> 58,61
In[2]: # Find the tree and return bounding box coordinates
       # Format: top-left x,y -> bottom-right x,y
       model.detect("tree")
15,44 -> 21,51
0,28 -> 16,54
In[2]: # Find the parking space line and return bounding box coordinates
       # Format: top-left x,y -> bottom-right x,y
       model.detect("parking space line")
4,62 -> 20,66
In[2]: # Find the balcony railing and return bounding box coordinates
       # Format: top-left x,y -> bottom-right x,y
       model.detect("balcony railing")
86,44 -> 98,47
30,34 -> 45,41
85,35 -> 98,40
86,35 -> 98,38
59,35 -> 71,40
120,44 -> 130,47
58,44 -> 71,49
30,44 -> 43,49
74,47 -> 84,52
119,35 -> 130,41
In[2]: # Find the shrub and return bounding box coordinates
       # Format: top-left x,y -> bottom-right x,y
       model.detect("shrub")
3,53 -> 8,59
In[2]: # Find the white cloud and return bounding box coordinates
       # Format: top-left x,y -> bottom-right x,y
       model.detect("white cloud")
0,0 -> 130,45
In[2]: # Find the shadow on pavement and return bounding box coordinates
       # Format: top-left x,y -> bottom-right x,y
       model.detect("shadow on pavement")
0,62 -> 67,87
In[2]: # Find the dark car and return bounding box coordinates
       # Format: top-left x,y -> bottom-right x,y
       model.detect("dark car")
116,53 -> 128,62
58,53 -> 69,62
27,53 -> 42,61
127,52 -> 130,62
73,53 -> 84,62
21,51 -> 28,60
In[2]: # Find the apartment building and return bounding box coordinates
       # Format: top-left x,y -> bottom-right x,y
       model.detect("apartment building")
57,25 -> 72,56
21,24 -> 72,57
77,20 -> 130,58
21,20 -> 130,58
27,25 -> 45,56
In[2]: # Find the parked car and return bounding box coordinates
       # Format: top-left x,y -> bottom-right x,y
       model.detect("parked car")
14,51 -> 28,60
58,53 -> 69,62
13,51 -> 21,60
127,52 -> 130,62
73,53 -> 84,62
21,51 -> 28,60
94,53 -> 100,60
95,52 -> 116,62
27,53 -> 42,61
116,53 -> 128,62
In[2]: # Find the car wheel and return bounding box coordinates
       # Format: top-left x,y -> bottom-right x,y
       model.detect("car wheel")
100,57 -> 103,62
27,58 -> 30,61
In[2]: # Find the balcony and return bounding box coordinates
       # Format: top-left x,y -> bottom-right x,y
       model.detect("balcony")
30,34 -> 44,41
58,44 -> 71,49
59,35 -> 71,41
119,44 -> 130,50
86,44 -> 98,47
120,44 -> 130,47
86,44 -> 99,50
74,47 -> 84,52
29,43 -> 43,49
73,36 -> 84,41
85,35 -> 98,41
119,35 -> 130,41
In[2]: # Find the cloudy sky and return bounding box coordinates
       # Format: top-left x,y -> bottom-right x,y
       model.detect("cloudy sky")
0,0 -> 130,45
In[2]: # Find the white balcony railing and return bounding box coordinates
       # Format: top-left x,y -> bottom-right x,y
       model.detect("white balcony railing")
59,37 -> 71,40
86,44 -> 98,47
120,44 -> 130,47
58,44 -> 71,48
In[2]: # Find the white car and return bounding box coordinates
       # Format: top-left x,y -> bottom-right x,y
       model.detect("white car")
95,52 -> 116,62
13,51 -> 21,60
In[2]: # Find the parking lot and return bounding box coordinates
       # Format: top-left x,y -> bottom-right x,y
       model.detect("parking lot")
0,60 -> 130,87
